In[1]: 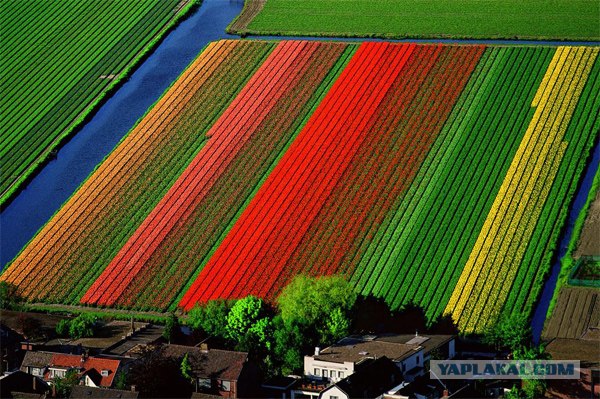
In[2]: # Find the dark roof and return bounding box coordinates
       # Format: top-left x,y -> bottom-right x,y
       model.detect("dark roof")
0,371 -> 49,398
328,357 -> 402,398
20,351 -> 53,368
70,386 -> 139,399
315,337 -> 419,364
262,376 -> 299,389
372,334 -> 455,355
190,393 -> 223,399
315,334 -> 454,365
162,344 -> 248,381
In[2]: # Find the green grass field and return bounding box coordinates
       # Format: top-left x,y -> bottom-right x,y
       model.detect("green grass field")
241,0 -> 600,41
0,0 -> 199,206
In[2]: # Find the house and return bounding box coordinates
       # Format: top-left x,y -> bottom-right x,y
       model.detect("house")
162,344 -> 260,398
70,386 -> 139,399
0,370 -> 49,398
303,334 -> 455,386
20,351 -> 121,388
261,376 -> 300,399
1,323 -> 26,373
319,357 -> 403,399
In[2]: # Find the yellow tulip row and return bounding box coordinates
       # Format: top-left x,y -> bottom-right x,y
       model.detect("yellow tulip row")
444,46 -> 599,333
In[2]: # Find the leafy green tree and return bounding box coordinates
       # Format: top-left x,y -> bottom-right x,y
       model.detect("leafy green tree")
323,307 -> 350,343
181,353 -> 193,382
278,275 -> 356,328
0,282 -> 20,310
163,313 -> 180,343
511,344 -> 550,398
68,313 -> 98,339
53,369 -> 79,398
277,275 -> 355,347
187,299 -> 232,338
483,312 -> 532,352
114,370 -> 128,390
272,316 -> 305,376
55,319 -> 70,337
226,296 -> 265,343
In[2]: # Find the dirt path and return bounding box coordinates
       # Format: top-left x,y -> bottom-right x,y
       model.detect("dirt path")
574,188 -> 600,257
228,0 -> 266,34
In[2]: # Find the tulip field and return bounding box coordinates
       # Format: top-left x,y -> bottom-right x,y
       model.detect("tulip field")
2,40 -> 599,333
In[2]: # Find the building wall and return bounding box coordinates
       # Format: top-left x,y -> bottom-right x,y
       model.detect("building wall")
448,339 -> 456,359
304,357 -> 354,383
320,385 -> 348,399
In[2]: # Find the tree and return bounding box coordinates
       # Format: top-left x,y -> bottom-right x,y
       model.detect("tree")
163,313 -> 180,343
55,319 -> 70,337
53,369 -> 79,398
483,312 -> 532,352
128,347 -> 192,398
272,316 -> 307,376
187,299 -> 232,338
68,313 -> 97,339
181,353 -> 193,382
226,296 -> 266,343
114,370 -> 128,390
277,275 -> 356,346
0,282 -> 20,310
323,307 -> 350,343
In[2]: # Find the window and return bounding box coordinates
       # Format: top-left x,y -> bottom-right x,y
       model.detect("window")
100,369 -> 109,377
50,369 -> 66,379
330,370 -> 336,378
31,367 -> 43,376
314,368 -> 321,376
330,396 -> 339,399
338,371 -> 344,378
198,378 -> 211,389
220,380 -> 231,392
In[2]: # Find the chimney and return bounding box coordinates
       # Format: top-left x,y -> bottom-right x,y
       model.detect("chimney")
200,343 -> 209,353
131,385 -> 137,393
415,330 -> 418,337
314,347 -> 320,356
442,389 -> 449,398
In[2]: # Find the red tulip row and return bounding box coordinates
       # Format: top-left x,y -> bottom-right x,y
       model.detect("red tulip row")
180,42 -> 416,310
81,41 -> 348,308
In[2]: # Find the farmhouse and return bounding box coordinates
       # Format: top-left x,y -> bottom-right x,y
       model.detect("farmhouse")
162,344 -> 260,398
291,333 -> 455,398
304,334 -> 455,383
20,351 -> 121,388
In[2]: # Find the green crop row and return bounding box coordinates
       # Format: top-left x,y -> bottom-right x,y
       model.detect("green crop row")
0,0 -> 201,206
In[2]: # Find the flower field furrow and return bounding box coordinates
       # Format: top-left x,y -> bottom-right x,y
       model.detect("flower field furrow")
445,46 -> 599,332
179,43 -> 415,309
110,42 -> 349,310
3,41 -> 599,333
211,43 -> 414,302
283,45 -> 444,280
81,41 -> 318,306
1,40 -> 274,303
28,42 -> 254,302
4,40 -> 233,290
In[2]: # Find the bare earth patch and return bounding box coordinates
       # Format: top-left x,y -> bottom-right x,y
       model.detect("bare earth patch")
574,188 -> 600,257
228,0 -> 266,34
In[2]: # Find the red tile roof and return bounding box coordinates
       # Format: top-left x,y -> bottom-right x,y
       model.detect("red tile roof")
49,354 -> 120,387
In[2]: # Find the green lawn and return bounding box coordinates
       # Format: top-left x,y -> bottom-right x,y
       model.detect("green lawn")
245,0 -> 600,40
0,0 -> 199,206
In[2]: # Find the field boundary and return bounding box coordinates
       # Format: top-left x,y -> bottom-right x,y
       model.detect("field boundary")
226,0 -> 265,35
